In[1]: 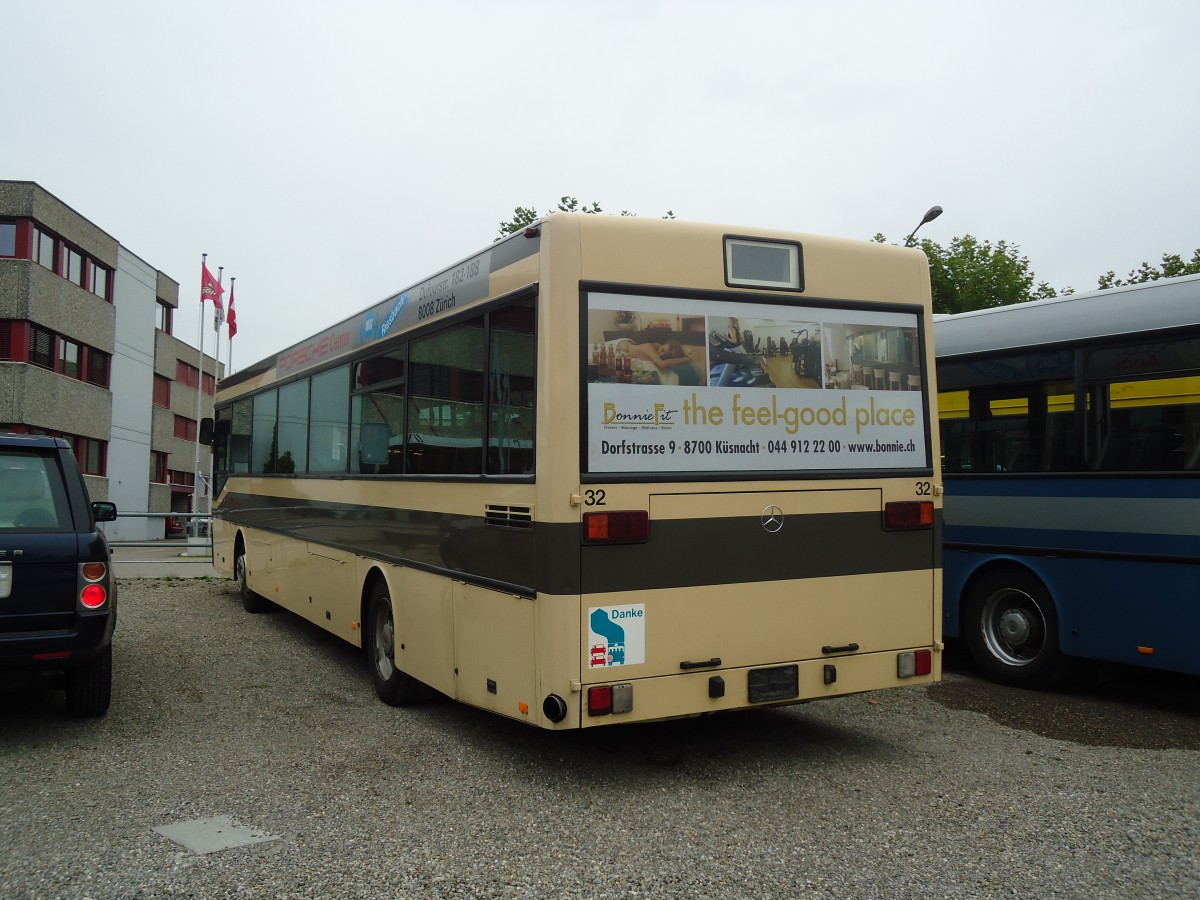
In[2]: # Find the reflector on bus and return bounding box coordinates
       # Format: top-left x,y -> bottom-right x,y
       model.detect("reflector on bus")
883,501 -> 934,530
583,510 -> 650,544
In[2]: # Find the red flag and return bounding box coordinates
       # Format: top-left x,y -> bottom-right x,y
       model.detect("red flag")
227,280 -> 238,339
201,262 -> 225,312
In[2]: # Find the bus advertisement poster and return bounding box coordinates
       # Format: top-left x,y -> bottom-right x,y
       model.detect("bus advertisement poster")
584,292 -> 929,474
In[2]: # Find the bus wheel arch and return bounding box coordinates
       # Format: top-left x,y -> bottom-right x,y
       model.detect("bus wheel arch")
961,563 -> 1076,688
235,532 -> 272,614
363,571 -> 432,706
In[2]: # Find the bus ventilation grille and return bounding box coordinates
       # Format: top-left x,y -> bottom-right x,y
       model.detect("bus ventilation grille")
484,504 -> 533,530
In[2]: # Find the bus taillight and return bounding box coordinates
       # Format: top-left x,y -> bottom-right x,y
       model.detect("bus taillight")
587,683 -> 633,717
897,649 -> 933,677
583,510 -> 649,544
587,685 -> 613,716
884,501 -> 934,530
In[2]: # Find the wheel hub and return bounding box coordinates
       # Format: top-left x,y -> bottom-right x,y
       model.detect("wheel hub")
374,610 -> 395,678
998,608 -> 1032,646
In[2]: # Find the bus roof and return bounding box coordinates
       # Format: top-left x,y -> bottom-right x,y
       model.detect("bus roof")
219,213 -> 932,398
933,273 -> 1200,359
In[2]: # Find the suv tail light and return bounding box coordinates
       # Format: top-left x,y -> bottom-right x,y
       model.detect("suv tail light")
79,562 -> 109,610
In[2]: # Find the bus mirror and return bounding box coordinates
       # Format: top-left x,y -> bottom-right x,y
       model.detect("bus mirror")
360,423 -> 391,465
199,417 -> 214,444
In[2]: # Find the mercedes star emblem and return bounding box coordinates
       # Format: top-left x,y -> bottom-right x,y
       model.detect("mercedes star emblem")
761,506 -> 784,533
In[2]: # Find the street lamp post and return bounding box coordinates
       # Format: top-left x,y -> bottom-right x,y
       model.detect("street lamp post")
903,205 -> 943,247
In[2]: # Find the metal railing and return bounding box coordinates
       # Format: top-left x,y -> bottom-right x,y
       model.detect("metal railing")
105,511 -> 212,555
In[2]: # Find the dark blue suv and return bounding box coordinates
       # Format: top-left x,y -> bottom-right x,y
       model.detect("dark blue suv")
0,434 -> 118,716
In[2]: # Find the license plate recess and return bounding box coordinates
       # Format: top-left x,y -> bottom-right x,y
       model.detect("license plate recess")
748,664 -> 799,703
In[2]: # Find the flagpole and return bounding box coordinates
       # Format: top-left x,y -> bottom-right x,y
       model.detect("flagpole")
191,254 -> 208,536
227,276 -> 236,376
210,267 -> 223,519
214,266 -> 223,390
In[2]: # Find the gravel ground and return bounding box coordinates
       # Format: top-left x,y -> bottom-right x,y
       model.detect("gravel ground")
1,577 -> 1197,900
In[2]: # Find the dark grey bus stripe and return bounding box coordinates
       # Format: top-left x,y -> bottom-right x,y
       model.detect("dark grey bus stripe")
582,512 -> 939,594
218,493 -> 939,596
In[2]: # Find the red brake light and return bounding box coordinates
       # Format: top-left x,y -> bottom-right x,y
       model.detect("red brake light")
884,501 -> 934,530
915,649 -> 932,676
583,510 -> 649,544
80,584 -> 107,609
587,685 -> 613,716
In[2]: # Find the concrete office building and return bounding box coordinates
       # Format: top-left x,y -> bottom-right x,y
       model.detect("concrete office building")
0,180 -> 223,540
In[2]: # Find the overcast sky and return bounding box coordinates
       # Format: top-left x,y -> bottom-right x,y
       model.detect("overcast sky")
5,0 -> 1198,371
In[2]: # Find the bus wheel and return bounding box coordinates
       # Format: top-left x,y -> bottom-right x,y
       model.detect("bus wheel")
236,547 -> 271,614
963,569 -> 1075,688
366,581 -> 431,706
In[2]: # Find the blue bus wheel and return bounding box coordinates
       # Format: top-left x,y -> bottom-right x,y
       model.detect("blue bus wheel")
963,569 -> 1076,688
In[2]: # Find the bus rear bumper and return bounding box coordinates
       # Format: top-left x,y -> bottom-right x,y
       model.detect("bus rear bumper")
576,647 -> 940,727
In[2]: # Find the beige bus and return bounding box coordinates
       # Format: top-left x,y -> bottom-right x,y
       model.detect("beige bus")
211,213 -> 942,729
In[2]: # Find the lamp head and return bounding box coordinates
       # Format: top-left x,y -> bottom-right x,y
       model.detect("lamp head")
904,205 -> 944,247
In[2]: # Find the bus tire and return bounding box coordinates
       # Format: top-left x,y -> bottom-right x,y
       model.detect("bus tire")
366,580 -> 431,706
963,568 -> 1075,688
236,546 -> 272,614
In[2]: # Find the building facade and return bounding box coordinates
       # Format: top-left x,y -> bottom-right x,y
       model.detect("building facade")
0,180 -> 222,540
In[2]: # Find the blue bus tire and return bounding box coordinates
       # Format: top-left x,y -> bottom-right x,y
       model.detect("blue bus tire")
962,567 -> 1077,689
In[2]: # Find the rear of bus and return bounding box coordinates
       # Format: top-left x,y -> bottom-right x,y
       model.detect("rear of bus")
539,215 -> 941,727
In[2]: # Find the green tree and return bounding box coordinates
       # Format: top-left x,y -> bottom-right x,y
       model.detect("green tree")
497,196 -> 674,239
873,233 -> 1059,315
1097,248 -> 1200,289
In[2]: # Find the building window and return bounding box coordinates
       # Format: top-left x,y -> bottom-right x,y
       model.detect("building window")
28,324 -> 54,369
76,437 -> 105,475
174,415 -> 197,441
89,263 -> 109,300
65,247 -> 83,285
0,320 -> 11,359
34,228 -> 55,270
203,372 -> 215,395
176,360 -> 199,388
168,469 -> 195,490
85,349 -> 110,387
156,300 -> 173,333
150,451 -> 168,483
153,374 -> 171,407
0,221 -> 14,257
58,339 -> 80,379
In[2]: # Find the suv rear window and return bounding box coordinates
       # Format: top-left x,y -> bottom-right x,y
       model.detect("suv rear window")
0,451 -> 72,531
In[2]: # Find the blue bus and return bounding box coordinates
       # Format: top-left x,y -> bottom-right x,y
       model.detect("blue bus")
935,275 -> 1200,687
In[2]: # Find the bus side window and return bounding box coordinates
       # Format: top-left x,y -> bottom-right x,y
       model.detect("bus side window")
489,300 -> 536,476
309,366 -> 351,474
407,320 -> 486,476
